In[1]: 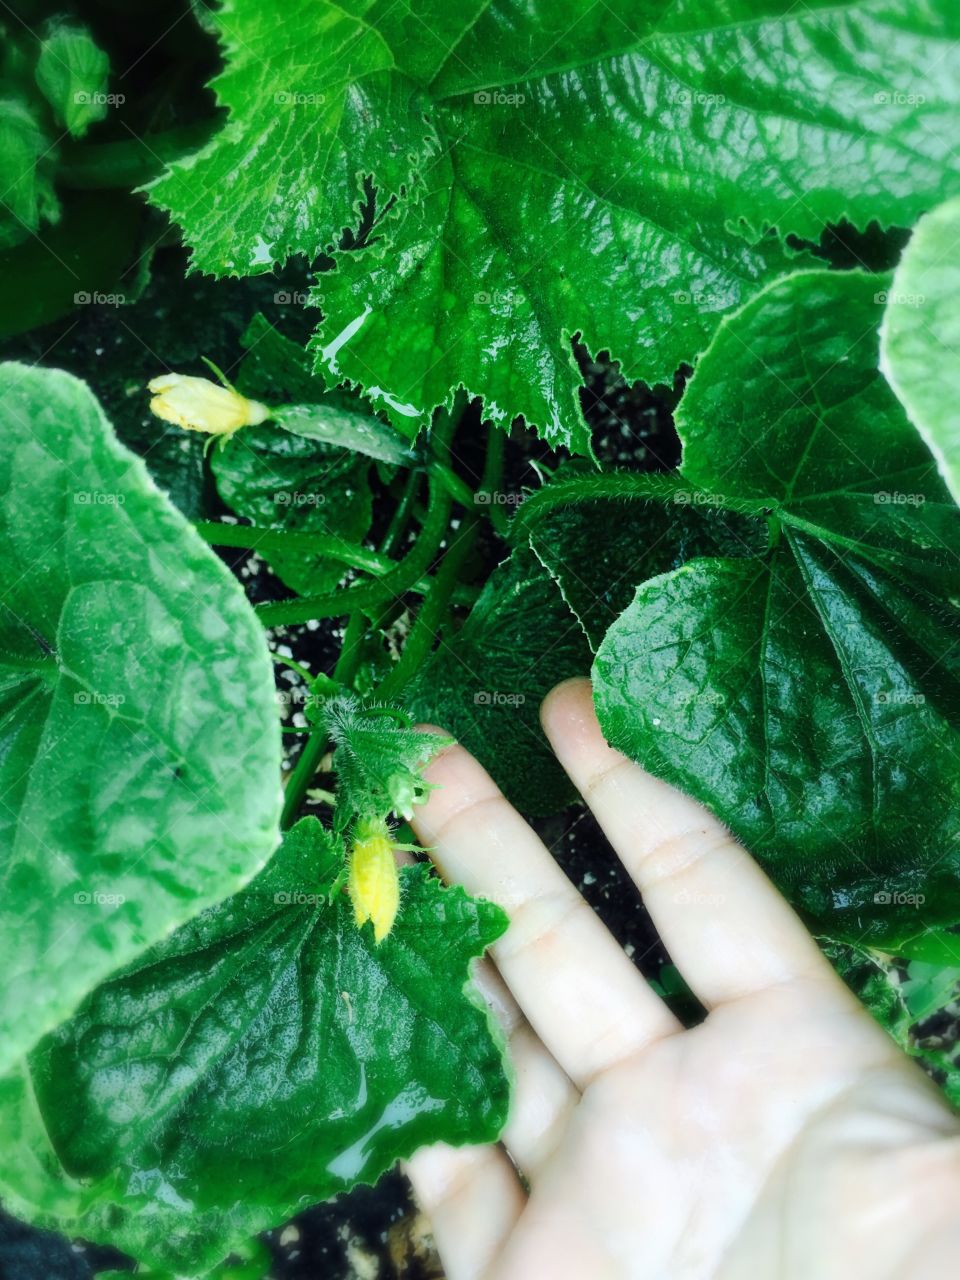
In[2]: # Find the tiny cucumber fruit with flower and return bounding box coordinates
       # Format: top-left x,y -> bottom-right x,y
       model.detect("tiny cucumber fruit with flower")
347,817 -> 413,943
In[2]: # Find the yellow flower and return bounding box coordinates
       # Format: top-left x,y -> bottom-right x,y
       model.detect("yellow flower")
348,818 -> 400,944
147,373 -> 269,438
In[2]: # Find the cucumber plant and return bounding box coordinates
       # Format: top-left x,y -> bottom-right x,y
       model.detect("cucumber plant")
1,0 -> 959,1274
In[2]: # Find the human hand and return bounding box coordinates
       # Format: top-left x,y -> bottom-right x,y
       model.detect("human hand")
405,678 -> 960,1280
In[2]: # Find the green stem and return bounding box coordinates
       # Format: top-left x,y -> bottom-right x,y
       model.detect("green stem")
373,406 -> 475,697
430,460 -> 475,510
381,472 -> 421,557
766,512 -> 783,551
376,511 -> 480,700
271,653 -> 316,685
58,119 -> 218,189
332,612 -> 367,688
280,722 -> 330,828
509,471 -> 780,539
279,477 -> 439,827
508,471 -> 690,539
257,469 -> 453,627
258,579 -> 395,626
333,473 -> 421,688
481,426 -> 510,538
281,590 -> 394,833
195,520 -> 395,575
198,518 -> 473,605
278,660 -> 348,832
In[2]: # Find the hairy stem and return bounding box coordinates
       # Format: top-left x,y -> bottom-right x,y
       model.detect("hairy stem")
279,718 -> 330,828
509,470 -> 778,538
508,471 -> 689,538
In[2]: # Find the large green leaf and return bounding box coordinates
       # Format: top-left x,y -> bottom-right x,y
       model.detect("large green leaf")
307,154 -> 784,452
881,195 -> 960,505
151,0 -> 960,446
588,272 -> 960,955
406,545 -> 592,816
0,362 -> 282,1073
0,818 -> 509,1275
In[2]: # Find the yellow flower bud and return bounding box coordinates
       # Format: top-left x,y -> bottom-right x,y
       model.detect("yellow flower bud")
147,373 -> 270,438
348,818 -> 400,944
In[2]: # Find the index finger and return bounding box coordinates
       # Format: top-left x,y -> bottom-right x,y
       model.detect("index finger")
411,738 -> 680,1087
541,679 -> 839,1009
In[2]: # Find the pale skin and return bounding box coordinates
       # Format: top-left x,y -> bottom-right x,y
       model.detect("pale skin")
405,678 -> 960,1280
